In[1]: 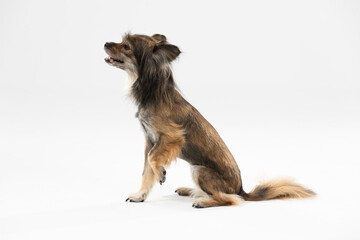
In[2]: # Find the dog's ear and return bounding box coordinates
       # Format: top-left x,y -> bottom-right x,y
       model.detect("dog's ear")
152,34 -> 167,43
153,43 -> 181,62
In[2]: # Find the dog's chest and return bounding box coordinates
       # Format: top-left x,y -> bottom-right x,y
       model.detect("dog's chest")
136,111 -> 158,145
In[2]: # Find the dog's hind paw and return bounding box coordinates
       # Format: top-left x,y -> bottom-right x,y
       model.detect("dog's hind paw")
192,199 -> 208,208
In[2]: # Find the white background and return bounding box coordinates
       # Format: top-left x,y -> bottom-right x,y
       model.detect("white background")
1,0 -> 360,239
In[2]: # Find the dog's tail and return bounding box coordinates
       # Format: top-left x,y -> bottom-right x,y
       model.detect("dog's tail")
239,178 -> 315,201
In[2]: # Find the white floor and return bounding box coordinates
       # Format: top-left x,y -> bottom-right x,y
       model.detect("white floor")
1,115 -> 359,240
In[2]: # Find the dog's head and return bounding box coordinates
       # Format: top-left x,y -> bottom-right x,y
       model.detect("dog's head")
104,33 -> 181,76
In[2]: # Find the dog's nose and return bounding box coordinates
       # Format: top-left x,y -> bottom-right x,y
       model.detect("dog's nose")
104,42 -> 115,48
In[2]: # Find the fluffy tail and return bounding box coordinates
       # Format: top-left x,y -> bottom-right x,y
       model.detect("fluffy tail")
240,178 -> 316,201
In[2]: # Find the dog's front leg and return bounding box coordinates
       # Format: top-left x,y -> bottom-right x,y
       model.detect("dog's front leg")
126,140 -> 156,202
148,134 -> 184,185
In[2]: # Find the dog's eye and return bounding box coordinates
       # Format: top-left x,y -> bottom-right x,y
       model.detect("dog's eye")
123,44 -> 130,50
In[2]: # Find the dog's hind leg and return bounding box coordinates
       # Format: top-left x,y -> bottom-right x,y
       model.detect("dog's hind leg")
191,166 -> 243,208
192,192 -> 243,208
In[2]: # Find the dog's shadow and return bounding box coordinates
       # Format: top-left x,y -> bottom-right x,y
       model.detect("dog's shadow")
147,194 -> 196,210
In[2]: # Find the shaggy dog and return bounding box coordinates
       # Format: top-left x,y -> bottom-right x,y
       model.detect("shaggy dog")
104,33 -> 315,208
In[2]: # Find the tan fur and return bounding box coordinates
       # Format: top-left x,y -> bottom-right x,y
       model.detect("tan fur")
243,178 -> 316,201
147,115 -> 185,181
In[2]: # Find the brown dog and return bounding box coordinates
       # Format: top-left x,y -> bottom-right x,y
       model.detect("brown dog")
104,33 -> 315,208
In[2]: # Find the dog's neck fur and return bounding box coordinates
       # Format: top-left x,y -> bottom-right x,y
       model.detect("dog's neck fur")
125,70 -> 138,93
129,64 -> 176,108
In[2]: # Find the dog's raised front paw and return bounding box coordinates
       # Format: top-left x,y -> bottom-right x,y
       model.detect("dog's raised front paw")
159,168 -> 166,185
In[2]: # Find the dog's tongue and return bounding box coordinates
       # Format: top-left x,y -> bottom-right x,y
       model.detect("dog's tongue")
105,56 -> 114,63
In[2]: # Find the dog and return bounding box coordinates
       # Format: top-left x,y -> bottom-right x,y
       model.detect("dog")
104,33 -> 315,208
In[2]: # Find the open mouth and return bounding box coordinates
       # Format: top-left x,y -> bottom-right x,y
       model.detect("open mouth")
105,56 -> 124,64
